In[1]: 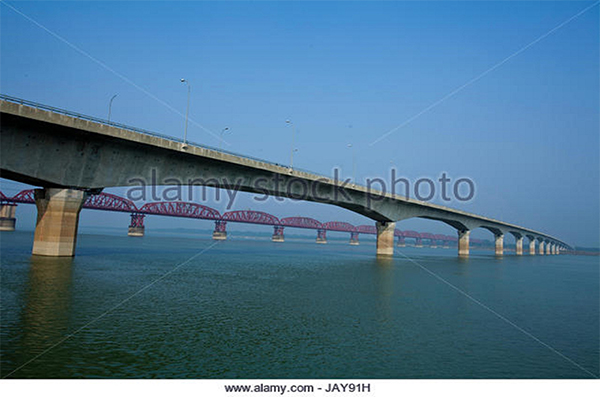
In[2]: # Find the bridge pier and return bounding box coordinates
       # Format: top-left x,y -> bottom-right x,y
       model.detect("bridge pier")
494,233 -> 504,256
515,236 -> 523,256
376,221 -> 395,256
396,236 -> 405,247
272,225 -> 284,242
0,203 -> 17,231
32,188 -> 87,257
430,240 -> 437,249
415,237 -> 423,248
538,240 -> 545,255
546,242 -> 551,255
350,231 -> 359,245
316,229 -> 327,244
458,230 -> 470,257
128,213 -> 145,237
212,220 -> 227,240
528,237 -> 536,255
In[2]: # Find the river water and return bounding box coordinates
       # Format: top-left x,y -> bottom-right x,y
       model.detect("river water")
1,231 -> 598,378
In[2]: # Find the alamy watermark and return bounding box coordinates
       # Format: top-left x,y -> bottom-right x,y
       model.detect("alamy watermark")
126,168 -> 475,209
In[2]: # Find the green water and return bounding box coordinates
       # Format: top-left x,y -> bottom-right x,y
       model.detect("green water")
1,231 -> 598,378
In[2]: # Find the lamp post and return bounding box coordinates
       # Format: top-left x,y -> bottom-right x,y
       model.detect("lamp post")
180,78 -> 191,148
286,120 -> 297,169
108,94 -> 117,122
219,127 -> 230,151
347,143 -> 356,183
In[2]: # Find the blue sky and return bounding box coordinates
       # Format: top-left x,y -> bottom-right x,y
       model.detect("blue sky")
1,1 -> 598,247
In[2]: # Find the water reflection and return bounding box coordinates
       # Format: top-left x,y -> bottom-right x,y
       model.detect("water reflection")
372,256 -> 395,325
457,255 -> 470,265
455,255 -> 470,276
20,256 -> 74,364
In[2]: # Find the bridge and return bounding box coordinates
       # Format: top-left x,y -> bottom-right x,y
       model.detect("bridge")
1,189 -> 492,248
0,95 -> 570,257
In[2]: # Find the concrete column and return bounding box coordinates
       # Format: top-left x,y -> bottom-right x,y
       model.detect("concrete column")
212,220 -> 227,240
316,229 -> 327,244
538,240 -> 545,255
396,236 -> 405,247
430,239 -> 437,249
415,237 -> 423,248
546,242 -> 551,255
350,231 -> 359,245
32,188 -> 87,257
272,225 -> 284,242
495,233 -> 504,256
529,238 -> 536,255
458,229 -> 470,257
556,246 -> 560,255
128,213 -> 145,237
376,221 -> 395,256
0,203 -> 17,231
515,236 -> 523,256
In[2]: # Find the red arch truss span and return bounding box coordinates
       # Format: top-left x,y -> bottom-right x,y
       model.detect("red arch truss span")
323,221 -> 356,232
356,225 -> 377,235
280,216 -> 323,229
10,189 -> 35,203
402,230 -> 420,238
140,201 -> 221,220
223,210 -> 280,225
85,193 -> 138,213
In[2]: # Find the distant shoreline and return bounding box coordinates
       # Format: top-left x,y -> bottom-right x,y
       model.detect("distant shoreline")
563,250 -> 600,256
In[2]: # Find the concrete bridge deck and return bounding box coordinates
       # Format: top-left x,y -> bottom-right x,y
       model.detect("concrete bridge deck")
0,95 -> 570,257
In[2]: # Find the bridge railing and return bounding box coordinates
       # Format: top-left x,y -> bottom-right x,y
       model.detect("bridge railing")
0,94 -> 332,180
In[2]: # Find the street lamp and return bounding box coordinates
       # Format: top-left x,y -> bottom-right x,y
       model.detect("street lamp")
108,94 -> 117,122
219,127 -> 230,151
286,120 -> 297,169
347,143 -> 356,183
180,78 -> 191,148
